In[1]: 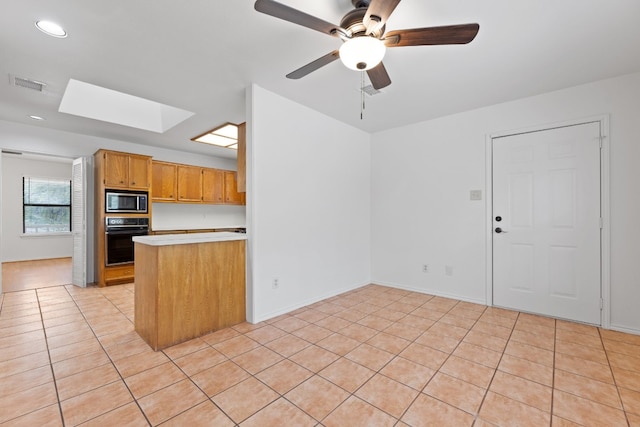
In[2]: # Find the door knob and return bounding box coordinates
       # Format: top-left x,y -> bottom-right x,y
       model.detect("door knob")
495,216 -> 502,222
495,227 -> 508,233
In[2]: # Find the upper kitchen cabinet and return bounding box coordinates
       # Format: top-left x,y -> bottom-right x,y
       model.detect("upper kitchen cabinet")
177,164 -> 203,202
202,168 -> 224,203
224,171 -> 245,205
151,161 -> 177,201
99,150 -> 151,190
151,159 -> 245,205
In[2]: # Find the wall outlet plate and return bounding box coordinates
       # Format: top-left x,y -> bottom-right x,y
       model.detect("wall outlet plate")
470,190 -> 482,201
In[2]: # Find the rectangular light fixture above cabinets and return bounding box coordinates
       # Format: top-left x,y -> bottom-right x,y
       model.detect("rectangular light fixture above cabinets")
192,123 -> 239,149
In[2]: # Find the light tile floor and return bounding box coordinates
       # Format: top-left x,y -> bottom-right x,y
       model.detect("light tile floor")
1,283 -> 639,426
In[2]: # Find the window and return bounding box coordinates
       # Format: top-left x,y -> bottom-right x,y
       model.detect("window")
23,177 -> 72,233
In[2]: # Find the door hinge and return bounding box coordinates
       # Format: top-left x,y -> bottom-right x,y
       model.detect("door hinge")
600,298 -> 604,309
599,218 -> 604,229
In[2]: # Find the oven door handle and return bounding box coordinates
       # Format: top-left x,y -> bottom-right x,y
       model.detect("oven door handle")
105,229 -> 149,235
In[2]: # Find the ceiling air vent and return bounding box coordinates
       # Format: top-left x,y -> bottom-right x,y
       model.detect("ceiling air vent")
9,74 -> 47,92
361,85 -> 382,96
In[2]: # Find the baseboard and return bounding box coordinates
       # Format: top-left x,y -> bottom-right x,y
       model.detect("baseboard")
251,280 -> 370,324
608,323 -> 640,336
371,280 -> 487,306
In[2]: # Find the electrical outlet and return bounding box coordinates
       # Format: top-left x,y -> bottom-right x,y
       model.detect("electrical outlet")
445,265 -> 454,276
272,278 -> 279,289
422,264 -> 429,273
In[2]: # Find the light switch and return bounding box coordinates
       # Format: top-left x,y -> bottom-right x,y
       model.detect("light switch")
470,190 -> 482,201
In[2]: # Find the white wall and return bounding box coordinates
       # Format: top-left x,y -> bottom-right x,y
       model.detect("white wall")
371,71 -> 640,333
1,154 -> 73,262
248,85 -> 372,322
151,203 -> 246,230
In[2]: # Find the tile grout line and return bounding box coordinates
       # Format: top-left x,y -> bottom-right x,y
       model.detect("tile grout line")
36,287 -> 67,427
4,283 -> 638,426
292,291 -> 417,424
598,327 -> 632,427
417,301 -> 501,426
62,285 -> 153,426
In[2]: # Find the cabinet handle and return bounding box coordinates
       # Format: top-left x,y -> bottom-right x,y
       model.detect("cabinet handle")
131,181 -> 136,185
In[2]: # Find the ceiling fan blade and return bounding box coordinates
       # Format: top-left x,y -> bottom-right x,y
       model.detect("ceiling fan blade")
364,0 -> 401,35
255,0 -> 341,37
367,62 -> 392,89
384,23 -> 480,47
286,50 -> 340,80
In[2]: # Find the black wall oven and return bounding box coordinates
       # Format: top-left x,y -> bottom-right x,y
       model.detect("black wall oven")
105,217 -> 149,266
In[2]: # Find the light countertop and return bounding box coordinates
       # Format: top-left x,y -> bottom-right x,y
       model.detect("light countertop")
133,231 -> 247,246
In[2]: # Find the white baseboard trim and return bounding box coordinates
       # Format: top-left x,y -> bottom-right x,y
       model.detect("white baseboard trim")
608,323 -> 640,336
250,280 -> 370,324
370,280 -> 487,306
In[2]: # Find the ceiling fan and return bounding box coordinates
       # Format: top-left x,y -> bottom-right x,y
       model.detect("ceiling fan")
254,0 -> 480,90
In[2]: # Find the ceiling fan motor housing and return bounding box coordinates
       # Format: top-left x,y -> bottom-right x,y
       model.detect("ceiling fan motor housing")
340,8 -> 385,38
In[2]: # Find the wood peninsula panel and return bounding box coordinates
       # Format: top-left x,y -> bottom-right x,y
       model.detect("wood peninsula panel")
134,239 -> 246,350
134,244 -> 158,348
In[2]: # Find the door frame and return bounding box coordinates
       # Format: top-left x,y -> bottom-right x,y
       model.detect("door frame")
484,115 -> 610,327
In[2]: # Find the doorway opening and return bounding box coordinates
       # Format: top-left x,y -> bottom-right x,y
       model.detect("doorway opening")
0,151 -> 79,293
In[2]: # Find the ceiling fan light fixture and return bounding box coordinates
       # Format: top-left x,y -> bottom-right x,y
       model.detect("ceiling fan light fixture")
339,36 -> 385,71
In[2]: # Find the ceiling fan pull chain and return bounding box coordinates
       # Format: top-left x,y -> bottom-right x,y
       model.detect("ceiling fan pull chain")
360,70 -> 365,120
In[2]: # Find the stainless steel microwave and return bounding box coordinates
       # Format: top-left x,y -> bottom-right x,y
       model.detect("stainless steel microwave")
105,190 -> 148,213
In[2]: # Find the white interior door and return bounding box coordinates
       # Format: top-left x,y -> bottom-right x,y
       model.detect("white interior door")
492,122 -> 601,324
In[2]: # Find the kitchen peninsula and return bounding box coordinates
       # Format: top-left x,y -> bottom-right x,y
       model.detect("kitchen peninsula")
132,232 -> 246,350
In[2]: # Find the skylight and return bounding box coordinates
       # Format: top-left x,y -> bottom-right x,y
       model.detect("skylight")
192,123 -> 239,150
58,79 -> 194,133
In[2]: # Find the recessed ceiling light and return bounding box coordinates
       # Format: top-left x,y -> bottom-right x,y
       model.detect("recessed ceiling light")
35,20 -> 67,38
192,123 -> 239,150
28,115 -> 46,120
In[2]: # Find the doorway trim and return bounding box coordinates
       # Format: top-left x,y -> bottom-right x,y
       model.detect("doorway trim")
484,115 -> 610,328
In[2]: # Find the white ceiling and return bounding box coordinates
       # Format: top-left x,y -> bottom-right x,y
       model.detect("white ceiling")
2,0 -> 639,160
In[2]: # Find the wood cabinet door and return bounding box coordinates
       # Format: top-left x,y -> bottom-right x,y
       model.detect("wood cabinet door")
177,165 -> 202,202
128,155 -> 150,189
224,171 -> 245,205
103,151 -> 129,187
202,168 -> 224,204
152,162 -> 177,201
